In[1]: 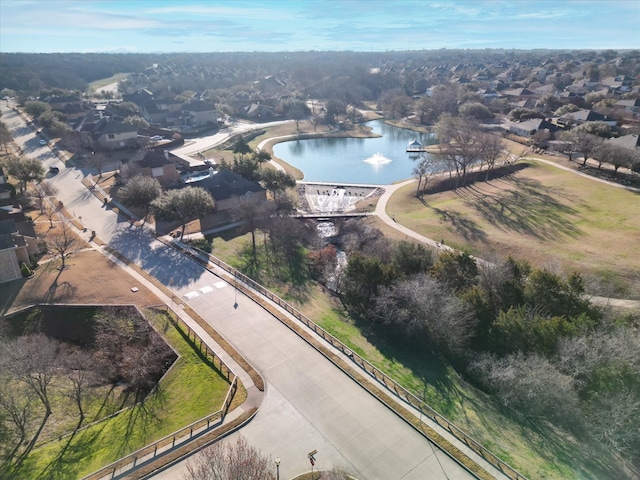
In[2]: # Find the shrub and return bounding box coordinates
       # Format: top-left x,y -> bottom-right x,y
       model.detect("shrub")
20,262 -> 32,277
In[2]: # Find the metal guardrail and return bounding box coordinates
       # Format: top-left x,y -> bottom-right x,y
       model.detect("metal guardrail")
174,243 -> 528,480
81,307 -> 238,480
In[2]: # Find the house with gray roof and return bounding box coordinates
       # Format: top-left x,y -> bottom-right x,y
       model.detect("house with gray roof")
0,219 -> 32,283
156,169 -> 267,235
608,134 -> 640,150
91,117 -> 138,150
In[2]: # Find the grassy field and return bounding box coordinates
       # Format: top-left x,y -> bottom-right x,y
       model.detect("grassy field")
9,308 -> 238,479
86,73 -> 129,92
386,159 -> 640,298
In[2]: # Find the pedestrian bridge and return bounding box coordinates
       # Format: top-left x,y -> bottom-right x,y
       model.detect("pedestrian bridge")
293,212 -> 374,219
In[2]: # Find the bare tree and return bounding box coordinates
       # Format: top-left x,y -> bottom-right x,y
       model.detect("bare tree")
184,435 -> 274,480
47,221 -> 79,270
0,121 -> 12,152
44,203 -> 58,228
90,152 -> 109,180
0,335 -> 60,468
433,114 -> 482,188
30,181 -> 58,214
478,133 -> 504,181
412,156 -> 431,198
62,350 -> 96,426
321,468 -> 355,480
471,352 -> 579,424
61,130 -> 84,152
0,385 -> 38,471
560,130 -> 603,166
374,273 -> 476,356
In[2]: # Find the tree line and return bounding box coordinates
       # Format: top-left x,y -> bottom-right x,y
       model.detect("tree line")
313,220 -> 640,467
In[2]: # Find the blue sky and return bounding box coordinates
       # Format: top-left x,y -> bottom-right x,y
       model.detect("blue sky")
1,0 -> 639,53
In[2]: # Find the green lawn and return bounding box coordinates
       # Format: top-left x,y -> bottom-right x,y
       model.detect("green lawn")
11,309 -> 236,480
208,258 -> 628,478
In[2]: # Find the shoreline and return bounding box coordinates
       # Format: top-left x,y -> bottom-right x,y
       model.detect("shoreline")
257,116 -> 438,185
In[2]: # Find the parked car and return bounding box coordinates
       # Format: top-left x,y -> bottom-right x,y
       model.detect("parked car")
39,139 -> 47,146
150,135 -> 163,141
49,166 -> 59,174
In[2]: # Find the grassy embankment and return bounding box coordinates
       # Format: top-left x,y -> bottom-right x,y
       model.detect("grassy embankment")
86,73 -> 129,93
6,308 -> 238,480
203,143 -> 639,478
209,229 -> 633,479
386,158 -> 640,298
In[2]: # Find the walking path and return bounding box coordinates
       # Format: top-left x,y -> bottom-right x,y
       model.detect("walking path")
2,103 -> 486,480
373,158 -> 640,309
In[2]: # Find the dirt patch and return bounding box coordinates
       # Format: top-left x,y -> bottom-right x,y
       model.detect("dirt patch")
1,249 -> 161,315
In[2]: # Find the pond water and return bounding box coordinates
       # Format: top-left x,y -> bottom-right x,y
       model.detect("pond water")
273,120 -> 435,185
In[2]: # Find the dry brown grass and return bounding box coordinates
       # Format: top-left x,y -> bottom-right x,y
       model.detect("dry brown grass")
0,249 -> 161,315
388,159 -> 640,296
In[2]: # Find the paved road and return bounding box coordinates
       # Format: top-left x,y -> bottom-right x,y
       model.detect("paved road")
2,104 -> 479,479
172,119 -> 293,156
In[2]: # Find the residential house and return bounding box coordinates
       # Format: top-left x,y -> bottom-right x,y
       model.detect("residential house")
558,109 -> 617,127
45,95 -> 83,111
140,100 -> 167,124
122,89 -> 154,108
614,99 -> 640,114
181,100 -> 218,126
56,102 -> 87,122
0,219 -> 38,283
244,103 -> 274,120
478,88 -> 501,101
508,118 -> 559,137
158,169 -> 267,234
128,149 -> 180,185
90,117 -> 138,150
607,134 -> 640,150
511,98 -> 537,109
502,88 -> 537,105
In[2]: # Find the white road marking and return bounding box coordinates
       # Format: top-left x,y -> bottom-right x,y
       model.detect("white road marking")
199,286 -> 214,294
214,281 -> 228,289
184,291 -> 200,299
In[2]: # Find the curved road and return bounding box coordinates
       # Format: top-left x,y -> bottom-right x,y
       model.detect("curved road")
1,105 -> 484,480
173,119 -> 293,157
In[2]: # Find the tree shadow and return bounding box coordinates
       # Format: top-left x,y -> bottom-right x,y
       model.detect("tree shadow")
0,277 -> 26,315
432,207 -> 488,243
463,177 -> 584,241
13,412 -> 110,480
107,227 -> 207,288
43,270 -> 77,304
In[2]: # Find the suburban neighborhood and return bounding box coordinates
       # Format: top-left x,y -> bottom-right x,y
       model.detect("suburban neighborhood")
1,3 -> 640,480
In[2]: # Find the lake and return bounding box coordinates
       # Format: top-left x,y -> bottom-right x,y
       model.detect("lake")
272,120 -> 435,185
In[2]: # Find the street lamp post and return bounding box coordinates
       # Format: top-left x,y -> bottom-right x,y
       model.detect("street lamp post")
275,457 -> 280,480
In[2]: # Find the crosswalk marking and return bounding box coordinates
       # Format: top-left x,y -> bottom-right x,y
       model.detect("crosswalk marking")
184,281 -> 228,299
